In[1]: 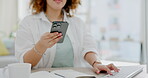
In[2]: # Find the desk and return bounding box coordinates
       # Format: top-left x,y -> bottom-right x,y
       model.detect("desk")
32,65 -> 148,78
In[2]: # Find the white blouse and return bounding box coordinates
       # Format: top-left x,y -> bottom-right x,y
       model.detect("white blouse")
15,11 -> 99,69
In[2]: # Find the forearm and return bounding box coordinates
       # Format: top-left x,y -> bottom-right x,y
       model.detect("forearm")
84,52 -> 101,67
24,43 -> 47,67
23,32 -> 61,67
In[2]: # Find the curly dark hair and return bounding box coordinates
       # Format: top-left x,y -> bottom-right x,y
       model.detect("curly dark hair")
30,0 -> 81,17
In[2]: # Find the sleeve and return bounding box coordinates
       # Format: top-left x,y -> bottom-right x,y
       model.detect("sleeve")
80,20 -> 101,61
15,18 -> 34,63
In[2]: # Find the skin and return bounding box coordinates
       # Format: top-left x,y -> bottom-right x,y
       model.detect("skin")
23,0 -> 119,75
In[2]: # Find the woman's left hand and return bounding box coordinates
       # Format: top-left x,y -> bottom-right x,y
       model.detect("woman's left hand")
93,63 -> 119,75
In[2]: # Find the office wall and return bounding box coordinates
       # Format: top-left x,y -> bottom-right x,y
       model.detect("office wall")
0,0 -> 18,37
145,0 -> 148,73
18,0 -> 30,20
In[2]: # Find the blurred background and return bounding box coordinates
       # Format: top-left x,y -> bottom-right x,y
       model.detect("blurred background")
0,0 -> 145,67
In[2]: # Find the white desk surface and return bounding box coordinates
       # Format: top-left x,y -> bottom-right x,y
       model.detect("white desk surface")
32,65 -> 148,78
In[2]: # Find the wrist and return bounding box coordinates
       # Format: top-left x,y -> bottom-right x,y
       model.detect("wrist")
92,60 -> 102,67
35,42 -> 47,54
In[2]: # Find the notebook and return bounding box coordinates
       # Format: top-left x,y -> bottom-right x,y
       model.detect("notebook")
31,71 -> 61,78
31,69 -> 95,78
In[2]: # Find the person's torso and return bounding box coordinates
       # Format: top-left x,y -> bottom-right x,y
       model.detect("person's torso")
24,12 -> 84,68
52,35 -> 74,68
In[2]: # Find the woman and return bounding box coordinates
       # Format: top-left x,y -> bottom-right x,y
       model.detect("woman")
15,0 -> 119,75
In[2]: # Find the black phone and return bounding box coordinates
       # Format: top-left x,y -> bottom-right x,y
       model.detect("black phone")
50,21 -> 69,43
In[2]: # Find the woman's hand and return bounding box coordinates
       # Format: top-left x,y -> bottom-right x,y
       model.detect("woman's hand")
36,32 -> 62,49
93,63 -> 119,75
23,32 -> 62,66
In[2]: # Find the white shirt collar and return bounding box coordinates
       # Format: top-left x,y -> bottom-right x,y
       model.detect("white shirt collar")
36,10 -> 68,23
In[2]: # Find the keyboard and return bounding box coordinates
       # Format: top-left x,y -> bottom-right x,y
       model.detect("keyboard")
101,66 -> 143,78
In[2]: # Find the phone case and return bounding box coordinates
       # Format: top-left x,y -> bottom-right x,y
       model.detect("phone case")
50,21 -> 69,43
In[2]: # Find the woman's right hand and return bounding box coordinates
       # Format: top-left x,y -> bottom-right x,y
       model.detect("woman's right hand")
36,32 -> 62,49
23,32 -> 62,66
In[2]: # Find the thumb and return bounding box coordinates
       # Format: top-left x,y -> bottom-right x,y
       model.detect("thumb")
94,67 -> 101,74
96,69 -> 101,74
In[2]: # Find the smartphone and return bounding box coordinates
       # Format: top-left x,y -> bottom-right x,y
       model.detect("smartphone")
50,21 -> 69,43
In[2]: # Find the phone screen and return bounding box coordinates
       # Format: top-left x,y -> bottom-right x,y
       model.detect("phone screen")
50,21 -> 69,43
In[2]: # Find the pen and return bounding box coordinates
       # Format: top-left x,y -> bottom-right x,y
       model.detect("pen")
54,73 -> 65,78
49,71 -> 65,78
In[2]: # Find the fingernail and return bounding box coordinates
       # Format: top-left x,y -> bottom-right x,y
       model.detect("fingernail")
97,71 -> 100,74
59,34 -> 62,36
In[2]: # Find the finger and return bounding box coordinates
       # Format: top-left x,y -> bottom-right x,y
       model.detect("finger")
93,67 -> 101,74
51,33 -> 62,39
41,32 -> 57,39
43,32 -> 52,37
96,69 -> 101,74
44,32 -> 51,36
107,63 -> 119,72
45,32 -> 59,39
48,36 -> 62,46
104,66 -> 112,75
50,36 -> 62,45
111,64 -> 119,72
47,33 -> 62,42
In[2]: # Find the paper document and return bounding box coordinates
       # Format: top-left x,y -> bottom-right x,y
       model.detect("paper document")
51,69 -> 95,78
31,71 -> 61,78
31,69 -> 95,78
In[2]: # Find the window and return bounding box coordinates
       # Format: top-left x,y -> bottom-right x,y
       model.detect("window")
78,0 -> 142,63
